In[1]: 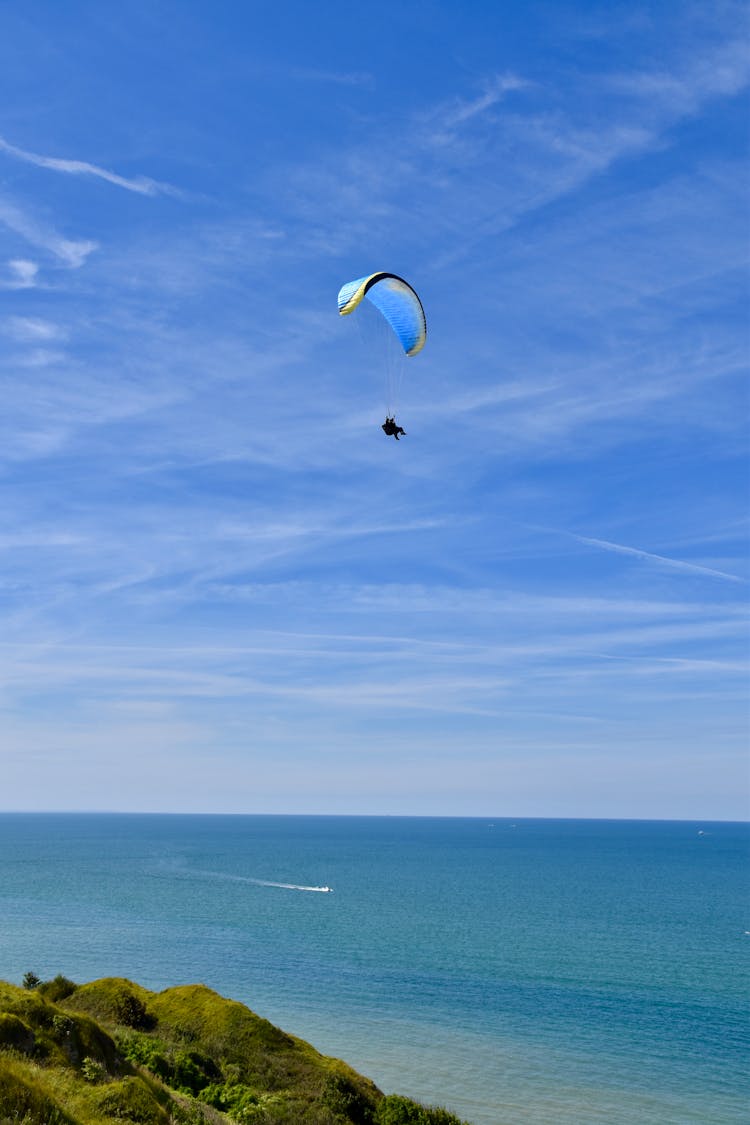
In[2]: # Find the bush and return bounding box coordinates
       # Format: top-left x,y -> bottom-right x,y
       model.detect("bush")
200,1080 -> 260,1114
375,1095 -> 468,1125
81,1055 -> 106,1083
322,1073 -> 375,1124
169,1102 -> 213,1125
117,1032 -> 220,1095
172,1049 -> 212,1095
22,971 -> 41,991
51,1013 -> 74,1037
118,1031 -> 172,1081
39,974 -> 77,1003
421,1110 -> 468,1125
114,990 -> 154,1030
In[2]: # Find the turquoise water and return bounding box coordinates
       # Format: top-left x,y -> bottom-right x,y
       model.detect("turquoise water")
0,815 -> 747,1123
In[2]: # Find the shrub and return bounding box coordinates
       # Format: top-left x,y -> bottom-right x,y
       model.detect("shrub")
39,974 -> 77,1003
375,1095 -> 468,1125
183,1049 -> 219,1089
172,1049 -> 211,1095
22,971 -> 41,990
114,990 -> 154,1030
322,1072 -> 376,1124
81,1055 -> 106,1083
51,1013 -> 74,1037
118,1031 -> 172,1081
170,1102 -> 213,1125
421,1110 -> 468,1125
117,1032 -> 220,1096
200,1080 -> 259,1110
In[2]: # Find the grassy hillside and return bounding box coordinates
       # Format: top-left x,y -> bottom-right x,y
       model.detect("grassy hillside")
0,974 -> 469,1125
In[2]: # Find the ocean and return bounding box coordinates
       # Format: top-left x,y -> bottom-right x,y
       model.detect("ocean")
0,814 -> 747,1124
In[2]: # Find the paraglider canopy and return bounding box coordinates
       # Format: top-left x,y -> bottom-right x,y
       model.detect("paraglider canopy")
337,272 -> 427,357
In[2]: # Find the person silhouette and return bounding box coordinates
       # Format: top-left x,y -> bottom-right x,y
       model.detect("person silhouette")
382,417 -> 406,440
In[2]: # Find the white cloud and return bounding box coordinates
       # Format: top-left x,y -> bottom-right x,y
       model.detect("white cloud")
2,258 -> 39,289
0,135 -> 179,197
0,531 -> 83,550
441,73 -> 530,129
0,196 -> 97,267
3,316 -> 65,342
608,35 -> 750,114
16,347 -> 67,368
571,532 -> 746,583
262,30 -> 748,299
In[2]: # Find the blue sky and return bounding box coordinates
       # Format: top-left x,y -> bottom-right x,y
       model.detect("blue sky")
0,1 -> 747,817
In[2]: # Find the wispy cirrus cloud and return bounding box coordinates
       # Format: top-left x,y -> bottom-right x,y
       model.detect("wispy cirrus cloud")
440,72 -> 530,129
608,34 -> 750,114
0,135 -> 179,197
3,316 -> 66,342
0,258 -> 39,289
0,196 -> 96,267
571,532 -> 746,583
269,31 -> 749,286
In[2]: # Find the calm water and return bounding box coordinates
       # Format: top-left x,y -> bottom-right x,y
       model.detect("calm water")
0,815 -> 747,1124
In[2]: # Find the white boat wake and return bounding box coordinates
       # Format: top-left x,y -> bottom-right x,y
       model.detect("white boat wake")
160,863 -> 333,893
250,879 -> 333,893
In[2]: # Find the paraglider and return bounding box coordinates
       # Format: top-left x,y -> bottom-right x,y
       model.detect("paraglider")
338,272 -> 426,438
382,417 -> 406,440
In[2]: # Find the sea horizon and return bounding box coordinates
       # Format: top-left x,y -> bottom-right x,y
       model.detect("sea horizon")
3,809 -> 747,821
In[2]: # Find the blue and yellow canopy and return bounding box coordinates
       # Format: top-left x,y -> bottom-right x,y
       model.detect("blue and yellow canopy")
338,272 -> 426,357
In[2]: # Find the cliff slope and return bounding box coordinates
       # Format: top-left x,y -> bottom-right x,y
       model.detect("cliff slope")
0,974 -> 468,1125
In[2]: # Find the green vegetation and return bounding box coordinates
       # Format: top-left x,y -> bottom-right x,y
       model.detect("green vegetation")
0,974 -> 470,1125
